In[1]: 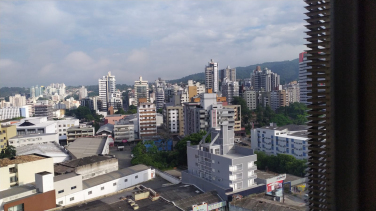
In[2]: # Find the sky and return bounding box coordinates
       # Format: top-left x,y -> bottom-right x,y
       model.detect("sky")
0,0 -> 307,87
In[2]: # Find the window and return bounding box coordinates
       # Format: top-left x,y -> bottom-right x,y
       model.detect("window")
88,191 -> 92,195
70,197 -> 74,201
71,186 -> 76,190
135,175 -> 138,179
58,190 -> 64,194
113,183 -> 116,186
101,187 -> 104,190
7,203 -> 24,211
58,201 -> 63,205
9,167 -> 17,173
236,173 -> 243,180
235,164 -> 243,171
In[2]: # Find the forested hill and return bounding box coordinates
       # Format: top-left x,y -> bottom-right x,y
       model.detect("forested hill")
167,58 -> 299,84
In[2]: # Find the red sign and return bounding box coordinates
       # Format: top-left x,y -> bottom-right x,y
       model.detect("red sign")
267,180 -> 284,192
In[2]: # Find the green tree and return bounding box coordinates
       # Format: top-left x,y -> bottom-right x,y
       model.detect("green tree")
271,114 -> 293,126
157,108 -> 163,114
115,108 -> 126,115
0,145 -> 16,159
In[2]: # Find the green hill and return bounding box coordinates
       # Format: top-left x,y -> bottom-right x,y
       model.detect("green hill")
168,58 -> 299,85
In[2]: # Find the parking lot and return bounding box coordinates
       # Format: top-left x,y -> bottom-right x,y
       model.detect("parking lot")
109,144 -> 135,169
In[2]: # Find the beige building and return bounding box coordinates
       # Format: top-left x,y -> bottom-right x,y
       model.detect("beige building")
66,125 -> 95,143
0,154 -> 54,191
138,102 -> 157,138
163,104 -> 184,136
223,105 -> 242,131
0,124 -> 17,150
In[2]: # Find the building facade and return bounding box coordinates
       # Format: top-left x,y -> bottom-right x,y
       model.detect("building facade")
221,78 -> 239,104
134,76 -> 149,106
9,94 -> 26,107
220,66 -> 236,82
66,125 -> 95,143
98,72 -> 116,111
251,124 -> 309,160
251,67 -> 280,92
299,52 -> 311,105
243,90 -> 257,110
0,125 -> 17,150
78,86 -> 88,100
138,102 -> 157,138
114,118 -> 135,143
8,133 -> 59,147
205,59 -> 219,93
163,105 -> 184,136
0,107 -> 20,121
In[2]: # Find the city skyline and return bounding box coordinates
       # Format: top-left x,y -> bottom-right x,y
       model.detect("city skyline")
1,0 -> 306,87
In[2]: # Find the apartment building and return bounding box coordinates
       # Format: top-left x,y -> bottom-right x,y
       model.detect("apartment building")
66,125 -> 95,143
187,80 -> 205,101
223,105 -> 241,132
220,66 -> 236,82
55,118 -> 79,139
98,72 -> 116,111
251,124 -> 309,160
163,104 -> 184,136
78,86 -> 88,100
182,121 -> 259,200
138,102 -> 157,138
114,116 -> 135,143
243,90 -> 257,110
205,59 -> 219,93
221,78 -> 239,104
0,124 -> 17,150
0,107 -> 20,121
15,117 -> 57,136
0,154 -> 54,191
34,103 -> 53,120
9,94 -> 26,107
252,67 -> 280,92
270,90 -> 289,111
134,76 -> 149,105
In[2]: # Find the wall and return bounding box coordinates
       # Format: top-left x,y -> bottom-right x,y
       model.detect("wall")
0,166 -> 11,191
54,174 -> 83,198
3,190 -> 56,211
76,158 -> 118,180
8,133 -> 59,147
154,169 -> 180,184
17,158 -> 54,186
56,168 -> 154,206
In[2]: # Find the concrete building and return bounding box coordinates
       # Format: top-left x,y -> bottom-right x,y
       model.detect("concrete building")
114,116 -> 135,143
54,155 -> 118,180
34,103 -> 53,120
19,106 -> 30,118
104,114 -> 126,125
8,133 -> 59,147
220,66 -> 236,83
251,67 -> 280,92
80,96 -> 100,111
55,118 -> 79,139
0,124 -> 17,150
163,104 -> 184,136
138,102 -> 157,138
223,105 -> 241,132
108,90 -> 123,109
9,94 -> 26,107
98,72 -> 116,111
205,59 -> 219,93
0,154 -> 54,191
182,122 -> 260,200
270,90 -> 289,111
134,76 -> 149,105
96,123 -> 114,137
243,90 -> 257,110
155,78 -> 166,109
65,137 -> 111,159
251,124 -> 309,159
187,80 -> 205,101
221,78 -> 239,104
14,117 -> 57,136
257,91 -> 271,108
67,125 -> 95,143
54,165 -> 154,206
15,143 -> 70,163
284,81 -> 300,103
78,86 -> 88,100
0,107 -> 20,121
299,52 -> 311,105
183,102 -> 207,136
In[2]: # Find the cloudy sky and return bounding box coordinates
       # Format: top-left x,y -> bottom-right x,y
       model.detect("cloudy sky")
0,0 -> 306,87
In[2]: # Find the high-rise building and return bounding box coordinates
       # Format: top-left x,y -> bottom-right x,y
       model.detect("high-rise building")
9,94 -> 26,107
155,78 -> 166,109
163,104 -> 184,136
98,72 -> 116,111
134,76 -> 149,105
219,66 -> 236,82
138,102 -> 157,138
35,85 -> 40,97
243,90 -> 257,110
251,67 -> 280,92
221,78 -> 239,104
284,82 -> 300,103
270,90 -> 289,111
299,52 -> 311,105
34,103 -> 53,120
30,86 -> 35,99
205,59 -> 219,93
79,86 -> 88,100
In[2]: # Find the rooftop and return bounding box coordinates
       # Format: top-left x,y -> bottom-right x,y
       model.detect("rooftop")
96,123 -> 114,134
255,170 -> 280,180
9,133 -> 58,139
106,114 -> 126,118
16,143 -> 68,159
154,184 -> 204,202
0,184 -> 36,199
230,194 -> 304,211
0,154 -> 48,167
54,172 -> 80,182
83,164 -> 149,189
260,124 -> 309,131
175,190 -> 223,211
54,155 -> 115,174
66,137 -> 107,159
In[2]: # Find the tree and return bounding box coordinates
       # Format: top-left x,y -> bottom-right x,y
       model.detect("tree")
0,145 -> 16,159
126,105 -> 137,114
157,108 -> 163,114
271,114 -> 293,126
115,108 -> 126,115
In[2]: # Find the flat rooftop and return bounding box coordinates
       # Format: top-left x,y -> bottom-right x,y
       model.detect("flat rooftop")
54,172 -> 80,182
10,133 -> 58,139
66,137 -> 107,159
83,165 -> 149,189
255,170 -> 280,180
0,184 -> 36,199
174,190 -> 222,211
230,194 -> 304,211
260,124 -> 309,131
54,155 -> 115,174
154,184 -> 203,202
0,154 -> 48,167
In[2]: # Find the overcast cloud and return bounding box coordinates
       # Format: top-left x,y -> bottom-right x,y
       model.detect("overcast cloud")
0,0 -> 306,87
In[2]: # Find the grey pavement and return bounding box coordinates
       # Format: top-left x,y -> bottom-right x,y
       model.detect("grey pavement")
109,145 -> 133,169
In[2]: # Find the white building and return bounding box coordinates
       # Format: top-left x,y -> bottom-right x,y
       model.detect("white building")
299,52 -> 311,105
54,118 -> 79,139
15,143 -> 70,163
8,133 -> 59,147
205,59 -> 219,93
0,107 -> 20,121
251,67 -> 280,92
221,78 -> 239,104
79,86 -> 88,100
14,117 -> 57,136
9,94 -> 26,107
19,106 -> 30,118
284,82 -> 300,103
98,72 -> 116,111
54,165 -> 155,206
138,102 -> 157,138
251,124 -> 309,160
